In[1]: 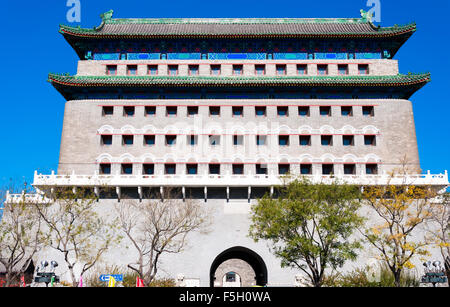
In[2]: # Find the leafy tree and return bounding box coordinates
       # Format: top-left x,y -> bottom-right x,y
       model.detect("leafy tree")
249,178 -> 364,287
361,183 -> 437,287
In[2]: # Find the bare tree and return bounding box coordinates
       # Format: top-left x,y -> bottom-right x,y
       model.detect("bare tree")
116,189 -> 212,287
0,187 -> 44,287
35,187 -> 121,287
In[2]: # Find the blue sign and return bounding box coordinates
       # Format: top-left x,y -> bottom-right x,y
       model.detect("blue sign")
99,274 -> 123,282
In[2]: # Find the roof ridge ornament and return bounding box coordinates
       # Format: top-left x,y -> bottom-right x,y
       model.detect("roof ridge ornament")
100,10 -> 114,22
360,9 -> 373,23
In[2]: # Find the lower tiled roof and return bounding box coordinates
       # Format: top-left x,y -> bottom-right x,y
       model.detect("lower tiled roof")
48,73 -> 430,88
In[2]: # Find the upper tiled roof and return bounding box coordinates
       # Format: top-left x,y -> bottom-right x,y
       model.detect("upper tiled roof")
59,10 -> 416,39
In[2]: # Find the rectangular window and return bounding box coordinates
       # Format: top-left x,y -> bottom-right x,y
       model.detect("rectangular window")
143,164 -> 154,175
232,106 -> 244,117
299,135 -> 311,146
165,135 -> 177,146
256,164 -> 267,175
300,164 -> 312,175
121,163 -> 133,175
127,65 -> 138,76
277,106 -> 289,117
317,64 -> 328,75
321,135 -> 333,146
338,64 -> 349,75
255,65 -> 266,75
166,106 -> 177,117
320,106 -> 331,116
209,164 -> 220,175
233,65 -> 243,75
344,164 -> 356,175
363,106 -> 375,117
297,64 -> 307,75
100,163 -> 111,175
209,135 -> 220,146
102,106 -> 114,116
101,135 -> 112,146
147,65 -> 158,75
187,106 -> 198,116
279,135 -> 290,146
233,135 -> 243,146
165,164 -> 176,175
106,65 -> 117,76
359,64 -> 369,75
278,164 -> 290,175
144,135 -> 155,146
122,135 -> 134,146
168,65 -> 179,76
342,135 -> 354,146
256,135 -> 267,146
189,65 -> 199,76
298,106 -> 310,117
123,106 -> 135,117
211,65 -> 221,75
341,106 -> 353,116
186,164 -> 198,175
364,135 -> 377,146
145,106 -> 156,116
322,164 -> 334,175
209,106 -> 220,116
366,164 -> 378,175
188,135 -> 198,146
255,106 -> 266,117
232,164 -> 244,175
276,64 -> 286,75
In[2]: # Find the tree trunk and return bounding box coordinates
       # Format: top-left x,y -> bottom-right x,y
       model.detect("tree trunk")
393,270 -> 402,287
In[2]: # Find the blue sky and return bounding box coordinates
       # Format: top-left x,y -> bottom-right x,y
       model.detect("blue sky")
0,0 -> 449,191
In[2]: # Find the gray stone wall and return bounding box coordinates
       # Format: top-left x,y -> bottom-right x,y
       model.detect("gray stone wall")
76,59 -> 399,77
57,99 -> 420,176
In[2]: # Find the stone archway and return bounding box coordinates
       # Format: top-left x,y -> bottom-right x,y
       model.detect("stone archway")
209,246 -> 268,287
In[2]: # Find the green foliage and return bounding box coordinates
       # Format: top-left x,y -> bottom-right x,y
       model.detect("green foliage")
322,263 -> 420,287
249,178 -> 364,287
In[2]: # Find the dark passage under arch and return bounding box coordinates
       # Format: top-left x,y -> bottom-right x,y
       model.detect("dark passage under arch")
209,246 -> 268,287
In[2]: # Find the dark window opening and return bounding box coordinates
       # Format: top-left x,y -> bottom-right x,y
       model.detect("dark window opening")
298,106 -> 310,117
344,164 -> 356,175
322,164 -> 334,175
166,135 -> 177,146
124,106 -> 135,117
145,106 -> 156,116
100,163 -> 111,175
102,106 -> 114,116
122,135 -> 134,146
278,164 -> 290,175
321,135 -> 333,146
121,163 -> 133,175
343,135 -> 354,146
299,135 -> 311,146
144,135 -> 155,146
232,164 -> 244,175
143,164 -> 154,175
320,106 -> 331,116
209,164 -> 221,175
101,135 -> 112,146
300,164 -> 312,175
